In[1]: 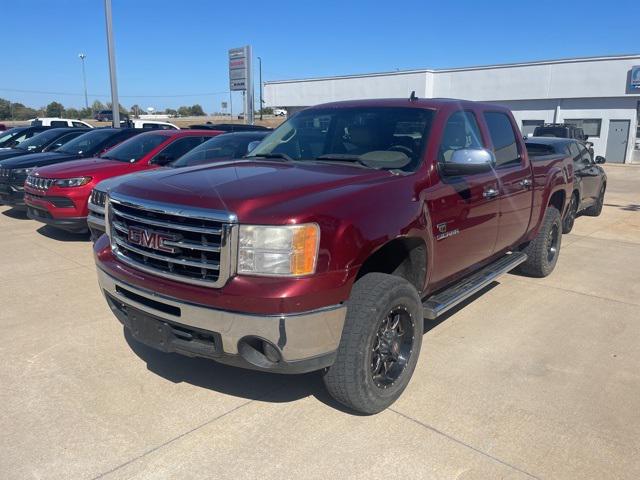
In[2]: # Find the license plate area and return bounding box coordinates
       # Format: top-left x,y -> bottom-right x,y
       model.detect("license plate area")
128,307 -> 173,352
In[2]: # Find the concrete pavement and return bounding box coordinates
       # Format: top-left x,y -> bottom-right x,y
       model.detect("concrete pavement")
1,165 -> 639,479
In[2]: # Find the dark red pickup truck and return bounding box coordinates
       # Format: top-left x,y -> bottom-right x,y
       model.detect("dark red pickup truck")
94,98 -> 572,414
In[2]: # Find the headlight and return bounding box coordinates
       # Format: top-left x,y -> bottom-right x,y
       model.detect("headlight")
55,177 -> 92,188
14,167 -> 35,176
238,223 -> 319,276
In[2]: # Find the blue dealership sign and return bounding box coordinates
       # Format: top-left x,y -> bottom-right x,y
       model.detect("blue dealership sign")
631,66 -> 640,89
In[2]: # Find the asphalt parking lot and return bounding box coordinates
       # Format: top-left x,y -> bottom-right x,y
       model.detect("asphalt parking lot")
1,164 -> 639,480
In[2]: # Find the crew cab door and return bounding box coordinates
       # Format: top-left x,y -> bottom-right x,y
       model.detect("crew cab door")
483,111 -> 533,252
428,110 -> 499,285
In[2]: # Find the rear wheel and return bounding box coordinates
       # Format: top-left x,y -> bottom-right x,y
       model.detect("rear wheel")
323,273 -> 423,414
584,184 -> 605,217
519,206 -> 562,278
562,192 -> 579,234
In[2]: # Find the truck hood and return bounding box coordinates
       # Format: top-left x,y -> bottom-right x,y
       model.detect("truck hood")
34,157 -> 129,179
0,151 -> 79,169
114,160 -> 392,222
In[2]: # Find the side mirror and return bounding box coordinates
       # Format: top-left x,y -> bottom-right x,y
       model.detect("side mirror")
595,155 -> 606,164
440,148 -> 495,176
247,141 -> 261,153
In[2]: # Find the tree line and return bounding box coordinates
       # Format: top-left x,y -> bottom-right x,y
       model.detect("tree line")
0,98 -> 207,121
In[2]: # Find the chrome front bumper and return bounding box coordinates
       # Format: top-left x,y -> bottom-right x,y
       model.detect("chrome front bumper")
97,268 -> 347,371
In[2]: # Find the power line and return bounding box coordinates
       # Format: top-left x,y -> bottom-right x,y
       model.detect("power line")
0,87 -> 231,98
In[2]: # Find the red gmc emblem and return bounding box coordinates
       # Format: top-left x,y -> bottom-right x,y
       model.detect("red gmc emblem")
128,226 -> 177,253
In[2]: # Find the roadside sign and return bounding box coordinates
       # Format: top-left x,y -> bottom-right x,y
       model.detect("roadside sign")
221,101 -> 228,109
229,46 -> 250,92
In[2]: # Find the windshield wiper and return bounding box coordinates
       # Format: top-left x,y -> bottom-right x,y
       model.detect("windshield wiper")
314,154 -> 373,168
249,153 -> 294,162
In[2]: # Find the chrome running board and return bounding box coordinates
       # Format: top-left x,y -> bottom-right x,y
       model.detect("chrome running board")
423,252 -> 527,319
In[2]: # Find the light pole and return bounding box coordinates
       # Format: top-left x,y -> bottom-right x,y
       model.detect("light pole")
78,53 -> 89,111
258,56 -> 263,120
104,0 -> 120,128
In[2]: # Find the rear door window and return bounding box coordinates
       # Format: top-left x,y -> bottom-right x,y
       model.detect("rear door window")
50,120 -> 69,127
484,112 -> 520,167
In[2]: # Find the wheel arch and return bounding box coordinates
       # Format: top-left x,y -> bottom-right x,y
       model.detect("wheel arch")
355,236 -> 428,294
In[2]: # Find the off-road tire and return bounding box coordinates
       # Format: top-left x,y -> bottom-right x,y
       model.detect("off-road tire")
562,192 -> 579,234
519,206 -> 562,278
584,184 -> 605,217
323,273 -> 423,415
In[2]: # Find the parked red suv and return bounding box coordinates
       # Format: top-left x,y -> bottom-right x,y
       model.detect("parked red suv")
95,98 -> 573,414
24,129 -> 222,233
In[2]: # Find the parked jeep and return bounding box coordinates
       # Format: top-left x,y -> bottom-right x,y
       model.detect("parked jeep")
94,98 -> 572,414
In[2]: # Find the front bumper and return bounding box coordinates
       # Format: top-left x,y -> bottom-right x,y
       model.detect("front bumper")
0,182 -> 25,208
26,206 -> 88,232
97,268 -> 346,373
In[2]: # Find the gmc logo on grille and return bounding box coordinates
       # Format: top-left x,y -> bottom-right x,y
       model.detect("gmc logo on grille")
127,226 -> 177,253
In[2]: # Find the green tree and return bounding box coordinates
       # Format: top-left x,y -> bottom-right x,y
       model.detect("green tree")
130,104 -> 141,118
65,108 -> 80,119
189,104 -> 205,116
177,106 -> 191,117
92,100 -> 105,113
45,101 -> 65,118
165,108 -> 178,117
11,103 -> 38,120
0,98 -> 10,120
78,107 -> 92,119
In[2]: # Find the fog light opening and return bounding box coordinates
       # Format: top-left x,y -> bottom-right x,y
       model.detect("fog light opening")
238,337 -> 282,368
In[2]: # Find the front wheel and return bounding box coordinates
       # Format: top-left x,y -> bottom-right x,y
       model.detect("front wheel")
323,273 -> 423,414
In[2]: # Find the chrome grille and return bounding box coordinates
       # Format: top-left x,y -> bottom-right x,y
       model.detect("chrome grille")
0,168 -> 10,178
107,192 -> 237,288
25,175 -> 54,190
90,189 -> 107,208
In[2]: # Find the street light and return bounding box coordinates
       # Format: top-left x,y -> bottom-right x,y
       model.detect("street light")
78,53 -> 89,111
258,56 -> 263,120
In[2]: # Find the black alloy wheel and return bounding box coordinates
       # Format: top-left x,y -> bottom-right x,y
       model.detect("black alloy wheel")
370,306 -> 415,389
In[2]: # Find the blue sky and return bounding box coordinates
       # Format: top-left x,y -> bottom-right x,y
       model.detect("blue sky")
1,0 -> 638,112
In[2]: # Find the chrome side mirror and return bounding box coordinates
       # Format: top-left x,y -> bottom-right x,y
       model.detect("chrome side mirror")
441,148 -> 495,176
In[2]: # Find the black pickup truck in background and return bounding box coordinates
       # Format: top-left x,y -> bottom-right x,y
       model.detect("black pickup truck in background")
533,123 -> 594,156
526,136 -> 606,233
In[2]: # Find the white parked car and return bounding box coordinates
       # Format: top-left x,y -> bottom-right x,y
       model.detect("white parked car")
127,119 -> 179,130
273,108 -> 287,117
30,117 -> 93,128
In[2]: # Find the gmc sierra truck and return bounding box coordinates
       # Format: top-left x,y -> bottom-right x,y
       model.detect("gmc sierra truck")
94,98 -> 573,414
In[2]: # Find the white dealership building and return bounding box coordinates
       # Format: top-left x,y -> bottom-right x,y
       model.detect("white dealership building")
264,54 -> 640,164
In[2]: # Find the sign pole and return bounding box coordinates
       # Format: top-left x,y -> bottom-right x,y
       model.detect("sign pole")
104,0 -> 120,128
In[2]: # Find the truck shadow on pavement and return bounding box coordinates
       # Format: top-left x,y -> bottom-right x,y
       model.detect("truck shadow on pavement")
123,282 -> 501,415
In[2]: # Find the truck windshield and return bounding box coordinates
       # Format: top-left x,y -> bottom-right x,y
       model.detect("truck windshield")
100,134 -> 167,162
247,107 -> 435,171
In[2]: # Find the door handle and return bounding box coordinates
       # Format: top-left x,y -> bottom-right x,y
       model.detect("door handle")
519,178 -> 532,188
483,187 -> 499,199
